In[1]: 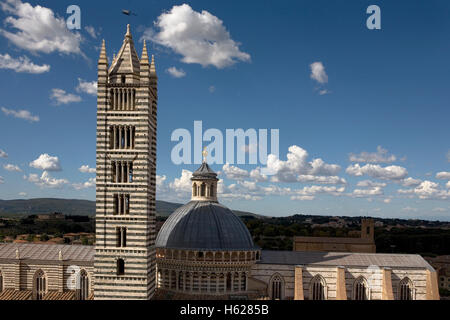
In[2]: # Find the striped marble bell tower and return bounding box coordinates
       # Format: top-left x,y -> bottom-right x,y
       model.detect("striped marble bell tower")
94,25 -> 158,300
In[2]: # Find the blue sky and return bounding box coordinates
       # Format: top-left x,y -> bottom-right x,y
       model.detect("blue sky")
0,0 -> 449,220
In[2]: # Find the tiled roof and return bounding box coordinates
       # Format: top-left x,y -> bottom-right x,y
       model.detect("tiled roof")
259,250 -> 434,270
0,243 -> 94,262
0,289 -> 32,300
42,291 -> 76,300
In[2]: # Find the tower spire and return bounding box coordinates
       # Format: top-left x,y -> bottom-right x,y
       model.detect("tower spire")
98,39 -> 108,65
125,24 -> 132,39
141,40 -> 149,62
150,54 -> 157,75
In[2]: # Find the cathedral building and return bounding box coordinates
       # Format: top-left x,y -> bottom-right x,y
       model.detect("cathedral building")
0,25 -> 441,301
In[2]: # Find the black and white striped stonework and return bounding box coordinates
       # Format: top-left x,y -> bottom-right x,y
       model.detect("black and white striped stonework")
94,25 -> 158,300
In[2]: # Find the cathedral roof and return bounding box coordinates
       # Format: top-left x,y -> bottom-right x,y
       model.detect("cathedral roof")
0,243 -> 94,262
109,24 -> 140,75
155,201 -> 257,251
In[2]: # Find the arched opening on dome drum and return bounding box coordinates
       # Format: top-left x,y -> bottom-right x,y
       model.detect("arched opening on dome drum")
192,183 -> 197,197
201,183 -> 206,197
121,75 -> 126,84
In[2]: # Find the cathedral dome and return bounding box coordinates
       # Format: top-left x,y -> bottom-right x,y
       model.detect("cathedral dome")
155,201 -> 257,251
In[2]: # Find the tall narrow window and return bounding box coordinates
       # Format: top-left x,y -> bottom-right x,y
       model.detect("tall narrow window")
125,195 -> 130,214
122,228 -> 127,247
79,270 -> 89,300
226,273 -> 232,291
116,227 -> 121,247
353,277 -> 369,300
34,270 -> 47,300
193,184 -> 197,197
201,183 -> 206,197
0,270 -> 3,293
270,275 -> 283,300
310,275 -> 326,300
121,75 -> 126,84
399,277 -> 414,300
129,163 -> 133,183
117,259 -> 125,276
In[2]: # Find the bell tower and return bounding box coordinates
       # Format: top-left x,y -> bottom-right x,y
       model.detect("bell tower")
94,25 -> 158,300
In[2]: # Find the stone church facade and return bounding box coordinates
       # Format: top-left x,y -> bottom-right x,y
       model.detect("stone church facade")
0,25 -> 441,301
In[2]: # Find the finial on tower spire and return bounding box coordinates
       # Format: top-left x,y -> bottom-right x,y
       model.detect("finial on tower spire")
126,24 -> 132,38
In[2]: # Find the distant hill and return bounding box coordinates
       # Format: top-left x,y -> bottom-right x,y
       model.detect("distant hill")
0,198 -> 265,219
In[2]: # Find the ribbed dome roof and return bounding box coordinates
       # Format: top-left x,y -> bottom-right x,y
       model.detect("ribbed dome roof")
155,201 -> 257,251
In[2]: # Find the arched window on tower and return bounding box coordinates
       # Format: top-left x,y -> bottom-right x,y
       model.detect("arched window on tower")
193,183 -> 197,197
78,270 -> 89,300
269,274 -> 284,300
399,277 -> 414,300
353,276 -> 369,300
309,275 -> 327,300
34,270 -> 47,300
201,183 -> 206,197
121,75 -> 126,84
117,259 -> 125,276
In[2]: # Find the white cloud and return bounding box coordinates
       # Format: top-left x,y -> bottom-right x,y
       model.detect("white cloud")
350,187 -> 384,198
356,180 -> 387,188
291,185 -> 345,201
2,107 -> 39,122
169,169 -> 193,193
84,26 -> 98,39
50,89 -> 82,105
209,85 -> 216,93
73,177 -> 95,190
0,0 -> 83,55
432,207 -> 447,212
156,175 -> 167,188
249,168 -> 268,182
318,89 -> 331,95
76,78 -> 97,96
436,172 -> 450,180
3,164 -> 21,172
144,4 -> 250,68
0,149 -> 7,158
25,171 -> 68,188
346,163 -> 408,181
79,165 -> 96,174
310,62 -> 328,84
19,192 -> 27,196
383,198 -> 392,204
0,53 -> 50,73
398,180 -> 450,200
166,66 -> 186,78
265,145 -> 342,183
349,146 -> 397,163
402,177 -> 422,187
446,181 -> 450,189
222,163 -> 249,180
29,154 -> 61,171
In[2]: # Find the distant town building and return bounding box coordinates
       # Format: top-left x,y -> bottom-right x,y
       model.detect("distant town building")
293,219 -> 376,253
36,212 -> 65,221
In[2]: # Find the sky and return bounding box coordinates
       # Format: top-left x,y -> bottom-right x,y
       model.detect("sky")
0,0 -> 449,220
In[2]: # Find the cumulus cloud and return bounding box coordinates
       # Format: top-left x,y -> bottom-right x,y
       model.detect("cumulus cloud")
73,177 -> 95,190
356,180 -> 387,188
436,172 -> 450,180
263,146 -> 341,182
29,154 -> 61,171
432,207 -> 447,212
398,181 -> 450,200
0,149 -> 7,158
3,164 -> 21,172
350,187 -> 384,198
401,177 -> 422,187
166,66 -> 186,78
0,53 -> 50,73
0,0 -> 83,55
169,169 -> 193,193
79,165 -> 95,174
19,192 -> 27,196
1,107 -> 39,122
346,163 -> 408,181
402,207 -> 418,212
310,62 -> 328,84
349,146 -> 397,163
291,185 -> 345,201
25,171 -> 68,188
50,89 -> 82,105
143,4 -> 250,68
76,78 -> 97,96
222,163 -> 249,180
